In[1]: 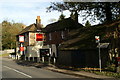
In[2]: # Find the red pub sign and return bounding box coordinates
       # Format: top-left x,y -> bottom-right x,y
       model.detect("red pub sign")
36,33 -> 44,41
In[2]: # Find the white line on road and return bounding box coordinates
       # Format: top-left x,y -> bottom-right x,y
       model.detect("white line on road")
3,66 -> 32,78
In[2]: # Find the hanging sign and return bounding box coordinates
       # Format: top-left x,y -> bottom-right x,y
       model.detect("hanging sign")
19,35 -> 24,42
36,34 -> 44,41
20,47 -> 24,51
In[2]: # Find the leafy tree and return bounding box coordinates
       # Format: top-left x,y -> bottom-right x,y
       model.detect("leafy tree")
47,2 -> 84,22
85,20 -> 91,27
58,13 -> 66,21
2,20 -> 25,50
46,2 -> 120,23
87,2 -> 120,23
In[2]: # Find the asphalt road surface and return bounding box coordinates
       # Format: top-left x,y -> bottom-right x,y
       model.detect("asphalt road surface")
2,58 -> 95,80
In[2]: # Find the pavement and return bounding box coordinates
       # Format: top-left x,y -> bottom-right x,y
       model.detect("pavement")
9,58 -> 120,80
46,67 -> 118,80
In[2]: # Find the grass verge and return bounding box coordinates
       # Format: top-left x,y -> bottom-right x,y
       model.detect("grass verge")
0,53 -> 9,57
56,65 -> 120,78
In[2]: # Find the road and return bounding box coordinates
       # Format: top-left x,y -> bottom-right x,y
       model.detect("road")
2,58 -> 95,80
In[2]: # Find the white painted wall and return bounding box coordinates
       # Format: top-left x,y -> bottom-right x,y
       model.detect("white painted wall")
51,44 -> 57,57
25,41 -> 44,57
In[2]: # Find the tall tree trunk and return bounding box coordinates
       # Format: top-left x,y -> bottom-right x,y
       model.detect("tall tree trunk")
74,10 -> 78,23
117,25 -> 120,57
104,2 -> 112,22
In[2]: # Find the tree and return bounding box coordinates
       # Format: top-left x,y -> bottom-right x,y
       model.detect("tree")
2,20 -> 25,50
58,13 -> 66,21
47,2 -> 85,22
85,20 -> 91,27
88,2 -> 120,23
46,2 -> 120,23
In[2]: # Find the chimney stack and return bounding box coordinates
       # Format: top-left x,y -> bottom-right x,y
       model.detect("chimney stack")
36,16 -> 41,24
36,16 -> 42,31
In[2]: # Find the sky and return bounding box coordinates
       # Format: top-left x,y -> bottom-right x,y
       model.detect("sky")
0,0 -> 71,26
0,0 -> 101,27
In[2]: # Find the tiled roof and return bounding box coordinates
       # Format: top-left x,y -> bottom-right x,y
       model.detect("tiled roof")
59,19 -> 120,50
18,23 -> 42,35
43,17 -> 84,33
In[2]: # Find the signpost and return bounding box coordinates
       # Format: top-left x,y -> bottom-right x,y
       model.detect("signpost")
19,35 -> 25,60
97,43 -> 109,48
95,36 -> 101,72
98,42 -> 101,72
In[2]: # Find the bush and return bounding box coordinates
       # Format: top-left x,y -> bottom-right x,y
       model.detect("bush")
105,64 -> 116,72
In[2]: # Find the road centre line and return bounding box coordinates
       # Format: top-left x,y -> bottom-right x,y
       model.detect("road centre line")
3,66 -> 32,78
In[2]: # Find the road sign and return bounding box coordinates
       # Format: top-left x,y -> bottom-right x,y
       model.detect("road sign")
97,43 -> 109,48
95,36 -> 100,43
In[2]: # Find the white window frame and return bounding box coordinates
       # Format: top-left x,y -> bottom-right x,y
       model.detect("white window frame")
25,33 -> 27,42
61,31 -> 64,39
49,33 -> 52,40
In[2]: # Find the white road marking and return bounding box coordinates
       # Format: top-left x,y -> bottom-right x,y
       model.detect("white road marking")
3,66 -> 32,78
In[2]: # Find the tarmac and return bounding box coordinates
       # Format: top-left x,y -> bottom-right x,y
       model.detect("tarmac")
9,58 -> 120,80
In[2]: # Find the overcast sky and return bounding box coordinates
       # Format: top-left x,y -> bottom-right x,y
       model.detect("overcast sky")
0,0 -> 101,27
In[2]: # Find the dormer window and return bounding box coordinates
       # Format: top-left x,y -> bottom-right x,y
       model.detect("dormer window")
49,33 -> 52,40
